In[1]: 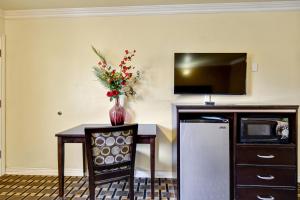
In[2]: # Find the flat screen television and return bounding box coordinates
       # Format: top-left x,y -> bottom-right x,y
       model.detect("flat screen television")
174,53 -> 247,95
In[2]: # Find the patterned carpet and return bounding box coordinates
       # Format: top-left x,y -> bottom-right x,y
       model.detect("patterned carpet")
0,175 -> 300,199
0,175 -> 176,200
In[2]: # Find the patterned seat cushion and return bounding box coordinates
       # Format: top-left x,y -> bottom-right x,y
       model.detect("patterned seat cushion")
91,129 -> 133,167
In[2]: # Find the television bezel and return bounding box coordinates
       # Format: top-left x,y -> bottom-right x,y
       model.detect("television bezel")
174,52 -> 247,95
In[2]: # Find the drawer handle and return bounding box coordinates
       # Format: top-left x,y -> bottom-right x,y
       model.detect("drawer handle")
257,195 -> 274,200
257,175 -> 275,180
257,154 -> 275,159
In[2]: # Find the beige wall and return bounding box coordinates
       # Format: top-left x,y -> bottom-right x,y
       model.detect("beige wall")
0,13 -> 3,33
4,11 -> 300,174
0,21 -> 3,34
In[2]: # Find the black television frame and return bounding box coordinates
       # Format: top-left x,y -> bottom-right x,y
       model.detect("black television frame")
174,53 -> 247,95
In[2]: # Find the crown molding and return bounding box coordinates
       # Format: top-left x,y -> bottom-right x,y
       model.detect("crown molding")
3,1 -> 300,19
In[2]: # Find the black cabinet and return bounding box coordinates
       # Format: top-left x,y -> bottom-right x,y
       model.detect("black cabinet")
174,105 -> 298,200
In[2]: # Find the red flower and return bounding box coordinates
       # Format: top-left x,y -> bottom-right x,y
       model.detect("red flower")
123,66 -> 128,71
125,73 -> 132,78
119,60 -> 125,67
107,91 -> 113,97
92,48 -> 139,99
112,90 -> 119,96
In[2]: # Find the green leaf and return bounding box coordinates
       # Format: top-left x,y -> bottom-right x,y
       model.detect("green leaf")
93,66 -> 110,88
91,46 -> 107,63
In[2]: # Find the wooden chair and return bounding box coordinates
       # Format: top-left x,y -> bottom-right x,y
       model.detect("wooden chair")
84,124 -> 138,200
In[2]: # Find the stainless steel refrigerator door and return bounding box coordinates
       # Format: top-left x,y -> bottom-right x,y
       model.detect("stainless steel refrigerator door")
180,122 -> 230,200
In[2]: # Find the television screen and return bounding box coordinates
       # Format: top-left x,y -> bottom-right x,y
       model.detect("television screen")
174,53 -> 247,95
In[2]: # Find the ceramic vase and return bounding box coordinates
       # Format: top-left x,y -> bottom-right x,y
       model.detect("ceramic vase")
109,97 -> 125,126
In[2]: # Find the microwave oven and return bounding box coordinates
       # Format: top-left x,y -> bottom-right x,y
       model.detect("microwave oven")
240,118 -> 289,143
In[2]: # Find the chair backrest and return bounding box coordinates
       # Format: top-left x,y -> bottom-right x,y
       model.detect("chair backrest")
85,124 -> 138,174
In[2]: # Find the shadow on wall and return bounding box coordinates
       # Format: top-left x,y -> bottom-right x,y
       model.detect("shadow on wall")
134,125 -> 172,174
156,125 -> 173,171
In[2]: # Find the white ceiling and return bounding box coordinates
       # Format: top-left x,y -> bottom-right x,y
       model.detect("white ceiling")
0,0 -> 297,10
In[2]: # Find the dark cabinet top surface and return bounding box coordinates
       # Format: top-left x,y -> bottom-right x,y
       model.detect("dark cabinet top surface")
175,104 -> 299,110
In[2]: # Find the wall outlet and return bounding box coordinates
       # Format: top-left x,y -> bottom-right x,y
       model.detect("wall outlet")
252,63 -> 258,72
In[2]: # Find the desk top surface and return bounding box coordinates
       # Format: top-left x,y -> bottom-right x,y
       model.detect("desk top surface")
56,124 -> 157,137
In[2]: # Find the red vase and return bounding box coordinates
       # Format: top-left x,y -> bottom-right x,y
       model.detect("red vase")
109,97 -> 125,126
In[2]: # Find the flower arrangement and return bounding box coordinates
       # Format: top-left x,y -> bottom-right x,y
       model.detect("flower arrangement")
92,47 -> 141,101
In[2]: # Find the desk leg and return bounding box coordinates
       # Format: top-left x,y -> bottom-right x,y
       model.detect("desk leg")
150,138 -> 155,199
58,137 -> 65,198
82,143 -> 86,176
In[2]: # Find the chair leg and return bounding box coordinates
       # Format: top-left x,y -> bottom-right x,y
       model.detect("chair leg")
129,177 -> 134,200
89,183 -> 96,200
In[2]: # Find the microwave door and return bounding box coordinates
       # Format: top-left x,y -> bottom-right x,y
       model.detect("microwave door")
241,120 -> 278,143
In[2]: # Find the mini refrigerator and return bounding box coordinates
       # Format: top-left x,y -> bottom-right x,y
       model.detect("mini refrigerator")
180,118 -> 230,200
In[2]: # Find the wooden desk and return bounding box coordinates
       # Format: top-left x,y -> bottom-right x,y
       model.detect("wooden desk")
55,124 -> 156,199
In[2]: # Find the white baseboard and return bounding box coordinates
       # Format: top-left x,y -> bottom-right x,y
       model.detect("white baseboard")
5,167 -> 83,176
5,167 -> 174,178
135,169 -> 173,178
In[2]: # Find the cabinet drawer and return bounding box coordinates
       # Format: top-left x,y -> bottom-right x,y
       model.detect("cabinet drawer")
236,146 -> 296,165
236,166 -> 296,187
236,187 -> 296,200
